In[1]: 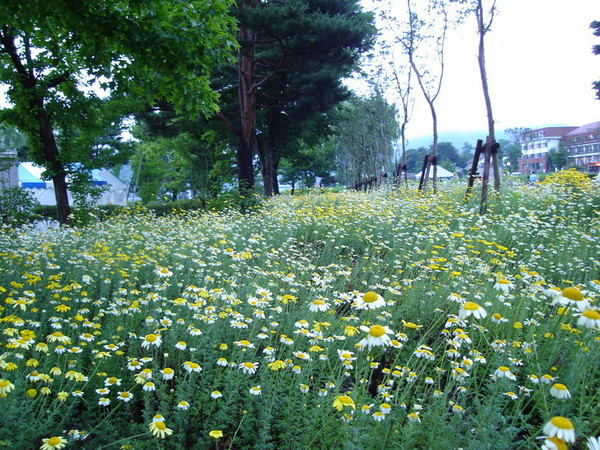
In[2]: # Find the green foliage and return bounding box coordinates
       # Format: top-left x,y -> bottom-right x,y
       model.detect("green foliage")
0,0 -> 238,223
145,198 -> 207,217
0,186 -> 40,225
68,171 -> 109,226
0,124 -> 28,159
279,139 -> 337,188
547,146 -> 568,171
214,0 -> 376,194
130,114 -> 237,204
332,91 -> 399,185
404,147 -> 429,173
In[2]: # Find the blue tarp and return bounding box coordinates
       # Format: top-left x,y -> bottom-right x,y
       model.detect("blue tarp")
19,164 -> 107,188
18,164 -> 47,189
91,169 -> 108,186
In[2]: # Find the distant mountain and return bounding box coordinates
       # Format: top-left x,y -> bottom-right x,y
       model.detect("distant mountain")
405,130 -> 509,150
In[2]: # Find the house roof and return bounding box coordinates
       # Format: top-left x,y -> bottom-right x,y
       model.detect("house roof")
541,127 -> 579,137
564,122 -> 600,137
524,126 -> 578,138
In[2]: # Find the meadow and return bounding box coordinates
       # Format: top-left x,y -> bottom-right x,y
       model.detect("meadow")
0,170 -> 599,449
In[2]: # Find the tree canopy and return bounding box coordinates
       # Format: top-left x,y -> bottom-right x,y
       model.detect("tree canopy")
0,0 -> 237,223
215,0 -> 376,198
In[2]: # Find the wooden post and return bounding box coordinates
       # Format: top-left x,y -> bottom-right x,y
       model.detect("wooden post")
490,141 -> 501,192
418,154 -> 430,192
465,139 -> 483,201
479,137 -> 492,214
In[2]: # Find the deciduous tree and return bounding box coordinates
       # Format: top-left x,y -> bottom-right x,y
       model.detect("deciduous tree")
0,0 -> 237,224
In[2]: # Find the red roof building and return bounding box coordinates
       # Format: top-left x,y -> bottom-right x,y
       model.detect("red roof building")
562,122 -> 600,172
517,127 -> 577,174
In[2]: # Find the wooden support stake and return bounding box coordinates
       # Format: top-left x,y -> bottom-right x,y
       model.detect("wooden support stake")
465,139 -> 483,201
418,154 -> 430,192
479,137 -> 492,214
490,141 -> 501,192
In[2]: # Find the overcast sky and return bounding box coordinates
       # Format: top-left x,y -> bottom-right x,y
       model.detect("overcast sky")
2,1 -> 598,149
359,0 -> 600,145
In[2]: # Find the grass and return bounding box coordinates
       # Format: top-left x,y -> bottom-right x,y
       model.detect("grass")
0,172 -> 599,449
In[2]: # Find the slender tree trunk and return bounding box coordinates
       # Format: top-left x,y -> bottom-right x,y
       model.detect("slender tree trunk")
401,124 -> 408,184
411,57 -> 439,193
430,102 -> 438,194
480,138 -> 491,214
476,0 -> 500,191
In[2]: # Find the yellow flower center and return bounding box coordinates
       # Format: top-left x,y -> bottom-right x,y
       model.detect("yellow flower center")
582,310 -> 600,320
155,422 -> 167,430
497,279 -> 510,284
561,287 -> 583,301
145,334 -> 158,342
47,437 -> 62,446
363,292 -> 379,303
550,416 -> 574,430
498,366 -> 510,372
545,437 -> 567,450
369,325 -> 386,337
552,383 -> 567,391
313,299 -> 325,305
463,302 -> 480,311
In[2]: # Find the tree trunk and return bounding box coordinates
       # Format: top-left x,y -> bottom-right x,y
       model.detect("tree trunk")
259,145 -> 274,197
430,102 -> 438,194
36,103 -> 72,226
401,124 -> 408,184
272,151 -> 281,195
236,135 -> 255,194
1,29 -> 71,225
476,0 -> 500,191
237,24 -> 257,195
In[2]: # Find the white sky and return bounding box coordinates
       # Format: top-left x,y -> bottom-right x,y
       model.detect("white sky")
2,1 -> 599,149
358,0 -> 600,144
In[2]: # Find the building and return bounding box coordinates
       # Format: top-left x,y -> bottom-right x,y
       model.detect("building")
517,127 -> 577,174
0,149 -> 19,194
562,122 -> 600,172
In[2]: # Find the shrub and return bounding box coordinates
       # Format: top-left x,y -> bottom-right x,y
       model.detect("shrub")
0,187 -> 40,225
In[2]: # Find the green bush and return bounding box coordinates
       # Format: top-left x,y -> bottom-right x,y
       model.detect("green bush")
0,187 -> 41,225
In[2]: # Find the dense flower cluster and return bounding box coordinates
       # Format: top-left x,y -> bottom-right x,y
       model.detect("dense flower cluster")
0,180 -> 598,448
